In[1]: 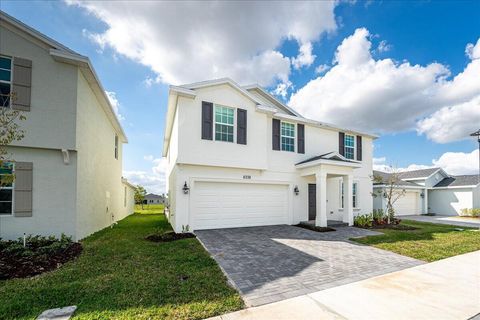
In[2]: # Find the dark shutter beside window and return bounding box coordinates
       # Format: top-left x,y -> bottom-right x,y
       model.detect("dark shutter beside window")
201,101 -> 213,140
356,135 -> 362,161
272,119 -> 280,150
237,108 -> 247,145
339,132 -> 345,156
14,162 -> 33,217
297,124 -> 305,154
12,57 -> 32,112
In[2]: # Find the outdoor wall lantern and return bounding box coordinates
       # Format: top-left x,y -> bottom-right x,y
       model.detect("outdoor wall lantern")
420,191 -> 425,198
294,185 -> 299,195
382,191 -> 387,198
182,181 -> 190,194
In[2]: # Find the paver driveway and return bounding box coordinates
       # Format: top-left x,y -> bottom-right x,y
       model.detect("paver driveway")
196,225 -> 423,307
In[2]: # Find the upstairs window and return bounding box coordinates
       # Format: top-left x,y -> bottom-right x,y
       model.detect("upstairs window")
0,162 -> 14,215
114,134 -> 119,159
0,56 -> 12,108
344,134 -> 355,160
215,105 -> 234,142
281,122 -> 295,152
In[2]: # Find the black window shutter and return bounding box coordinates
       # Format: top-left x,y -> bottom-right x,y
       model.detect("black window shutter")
339,132 -> 345,156
356,136 -> 362,161
201,101 -> 213,140
297,124 -> 305,154
272,119 -> 280,150
237,108 -> 247,145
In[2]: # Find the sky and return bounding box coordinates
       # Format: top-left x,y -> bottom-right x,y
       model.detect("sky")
2,0 -> 479,194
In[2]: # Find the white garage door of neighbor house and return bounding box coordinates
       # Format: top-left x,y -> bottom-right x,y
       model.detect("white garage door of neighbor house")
192,181 -> 289,230
394,191 -> 421,216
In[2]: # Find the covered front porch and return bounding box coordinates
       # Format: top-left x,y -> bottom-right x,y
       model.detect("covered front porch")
296,152 -> 363,227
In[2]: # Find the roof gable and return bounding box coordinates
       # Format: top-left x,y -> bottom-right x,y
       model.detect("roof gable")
433,175 -> 480,188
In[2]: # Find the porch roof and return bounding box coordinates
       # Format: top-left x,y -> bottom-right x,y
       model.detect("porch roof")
295,152 -> 362,169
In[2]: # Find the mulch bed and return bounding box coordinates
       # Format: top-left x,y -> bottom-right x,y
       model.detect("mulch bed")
0,243 -> 82,280
145,231 -> 196,242
295,223 -> 336,233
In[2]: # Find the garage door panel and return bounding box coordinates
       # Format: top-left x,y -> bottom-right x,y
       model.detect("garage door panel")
394,192 -> 421,216
192,181 -> 289,230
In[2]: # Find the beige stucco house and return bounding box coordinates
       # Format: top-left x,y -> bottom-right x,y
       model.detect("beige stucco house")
0,12 -> 135,240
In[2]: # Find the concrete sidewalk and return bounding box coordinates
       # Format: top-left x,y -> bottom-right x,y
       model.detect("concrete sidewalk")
208,250 -> 480,320
405,215 -> 480,228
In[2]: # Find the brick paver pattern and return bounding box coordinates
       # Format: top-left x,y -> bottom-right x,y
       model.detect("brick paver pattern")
196,225 -> 423,307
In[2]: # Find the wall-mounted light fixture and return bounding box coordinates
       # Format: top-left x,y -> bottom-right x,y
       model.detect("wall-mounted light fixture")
294,185 -> 299,195
382,191 -> 387,198
182,181 -> 190,194
420,191 -> 425,198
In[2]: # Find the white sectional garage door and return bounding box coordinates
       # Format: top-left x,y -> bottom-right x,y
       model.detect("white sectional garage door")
192,181 -> 289,230
394,191 -> 421,216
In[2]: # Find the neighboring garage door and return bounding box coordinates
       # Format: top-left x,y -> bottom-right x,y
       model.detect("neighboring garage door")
394,191 -> 421,216
192,181 -> 289,230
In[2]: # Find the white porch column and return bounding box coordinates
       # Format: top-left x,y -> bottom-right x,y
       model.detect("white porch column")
343,175 -> 354,226
315,172 -> 327,227
423,188 -> 428,214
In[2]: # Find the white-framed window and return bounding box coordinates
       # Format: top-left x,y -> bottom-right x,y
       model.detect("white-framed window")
344,134 -> 355,160
114,134 -> 119,159
281,122 -> 295,152
0,162 -> 14,215
340,181 -> 358,209
215,105 -> 234,142
0,55 -> 12,108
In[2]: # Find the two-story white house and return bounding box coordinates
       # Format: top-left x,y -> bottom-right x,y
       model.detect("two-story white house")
163,78 -> 377,233
0,12 -> 135,240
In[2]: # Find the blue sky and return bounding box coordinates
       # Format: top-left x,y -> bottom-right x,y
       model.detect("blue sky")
2,1 -> 479,193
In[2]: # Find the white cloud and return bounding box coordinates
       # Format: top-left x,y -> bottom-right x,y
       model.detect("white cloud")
466,38 -> 480,59
416,95 -> 480,143
105,91 -> 125,121
377,40 -> 391,53
292,42 -> 316,69
289,28 -> 480,143
67,1 -> 337,87
374,149 -> 479,176
315,64 -> 330,74
123,157 -> 167,194
432,149 -> 479,175
143,155 -> 154,161
272,80 -> 293,99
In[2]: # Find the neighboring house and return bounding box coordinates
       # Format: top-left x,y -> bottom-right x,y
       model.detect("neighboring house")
0,12 -> 135,240
144,193 -> 164,204
163,78 -> 377,233
373,168 -> 480,216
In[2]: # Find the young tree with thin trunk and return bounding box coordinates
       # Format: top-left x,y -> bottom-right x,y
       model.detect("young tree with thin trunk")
372,167 -> 406,224
134,185 -> 147,209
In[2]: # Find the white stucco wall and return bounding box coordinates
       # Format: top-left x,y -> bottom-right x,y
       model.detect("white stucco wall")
474,185 -> 480,208
166,83 -> 374,232
75,71 -> 132,240
428,188 -> 474,216
0,147 -> 77,240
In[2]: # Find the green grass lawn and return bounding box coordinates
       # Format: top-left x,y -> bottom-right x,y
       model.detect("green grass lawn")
135,203 -> 165,214
0,207 -> 243,320
352,220 -> 480,262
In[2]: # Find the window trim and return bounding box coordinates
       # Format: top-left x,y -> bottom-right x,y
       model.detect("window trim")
0,162 -> 15,216
0,55 -> 13,108
280,121 -> 296,152
344,134 -> 355,160
339,180 -> 359,209
214,104 -> 235,143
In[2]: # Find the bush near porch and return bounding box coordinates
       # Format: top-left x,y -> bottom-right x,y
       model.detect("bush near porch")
460,208 -> 480,217
352,220 -> 480,262
0,207 -> 243,320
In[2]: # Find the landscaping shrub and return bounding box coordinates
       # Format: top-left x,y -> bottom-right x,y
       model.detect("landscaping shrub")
354,214 -> 373,228
372,209 -> 386,224
460,208 -> 480,217
0,234 -> 82,280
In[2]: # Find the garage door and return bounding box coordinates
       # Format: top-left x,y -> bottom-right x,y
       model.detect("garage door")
394,191 -> 421,216
192,181 -> 289,230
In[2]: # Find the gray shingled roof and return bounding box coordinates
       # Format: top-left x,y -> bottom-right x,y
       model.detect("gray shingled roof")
433,175 -> 480,188
398,168 -> 440,179
372,171 -> 422,187
145,193 -> 162,198
296,152 -> 357,165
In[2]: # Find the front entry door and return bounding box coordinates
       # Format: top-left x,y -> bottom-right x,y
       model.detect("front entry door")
308,184 -> 316,220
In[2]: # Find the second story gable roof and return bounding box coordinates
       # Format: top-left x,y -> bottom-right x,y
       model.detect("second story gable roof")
0,11 -> 128,143
398,167 -> 442,180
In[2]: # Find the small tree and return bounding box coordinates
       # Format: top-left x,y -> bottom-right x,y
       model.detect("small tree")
134,185 -> 147,209
372,167 -> 406,224
0,92 -> 26,186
